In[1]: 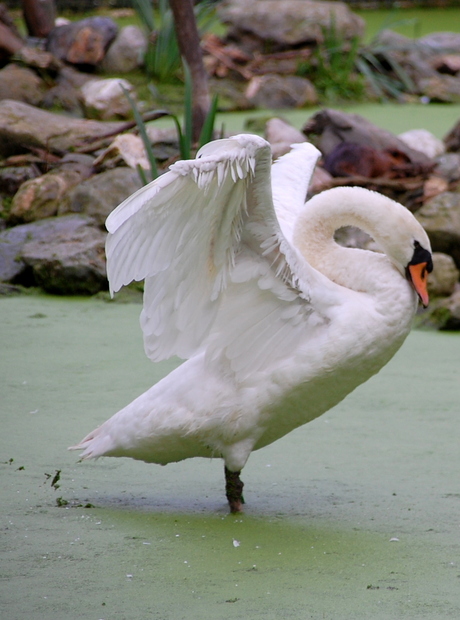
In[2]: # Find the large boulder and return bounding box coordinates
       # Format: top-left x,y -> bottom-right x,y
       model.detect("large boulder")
434,153 -> 460,183
440,291 -> 460,330
41,66 -> 93,116
425,291 -> 460,331
8,156 -> 94,224
46,16 -> 118,68
418,75 -> 460,103
101,25 -> 147,73
415,191 -> 460,269
21,224 -> 107,295
398,129 -> 445,160
264,117 -> 306,159
303,108 -> 434,167
418,32 -> 460,54
0,63 -> 45,106
58,167 -> 142,227
219,0 -> 365,52
0,214 -> 95,283
80,77 -> 136,120
444,118 -> 460,153
428,252 -> 459,297
245,74 -> 318,108
369,30 -> 460,102
0,165 -> 40,196
0,99 -> 124,158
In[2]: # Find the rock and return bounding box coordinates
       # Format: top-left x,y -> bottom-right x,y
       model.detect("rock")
80,77 -> 136,120
303,108 -> 434,168
57,65 -> 94,90
418,74 -> 460,103
146,126 -> 181,161
93,134 -> 150,172
441,291 -> 460,330
434,153 -> 460,183
46,16 -> 118,68
219,0 -> 365,51
265,117 -> 306,158
428,252 -> 459,297
427,291 -> 460,331
423,176 -> 449,202
245,74 -> 318,108
0,165 -> 40,196
432,53 -> 460,75
0,214 -> 94,283
55,17 -> 70,28
41,65 -> 93,115
308,166 -> 333,196
60,152 -> 95,174
416,192 -> 460,269
58,167 -> 142,227
0,99 -> 124,158
21,224 -> 107,295
323,142 -> 418,179
101,25 -> 147,73
13,46 -> 62,72
8,161 -> 93,224
0,63 -> 46,106
398,129 -> 445,159
366,30 -> 460,102
444,118 -> 460,152
418,32 -> 460,54
207,76 -> 252,111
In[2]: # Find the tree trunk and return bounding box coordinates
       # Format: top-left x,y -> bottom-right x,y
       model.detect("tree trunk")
169,0 -> 210,143
22,0 -> 56,38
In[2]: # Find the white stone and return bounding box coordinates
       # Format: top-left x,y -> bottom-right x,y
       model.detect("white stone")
398,129 -> 445,159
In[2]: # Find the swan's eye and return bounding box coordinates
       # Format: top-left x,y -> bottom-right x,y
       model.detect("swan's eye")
410,240 -> 433,273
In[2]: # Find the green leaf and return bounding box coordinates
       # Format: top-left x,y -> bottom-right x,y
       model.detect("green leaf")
198,94 -> 219,150
121,84 -> 158,183
181,60 -> 193,160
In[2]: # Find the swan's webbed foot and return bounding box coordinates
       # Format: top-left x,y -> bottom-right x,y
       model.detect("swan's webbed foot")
225,466 -> 245,513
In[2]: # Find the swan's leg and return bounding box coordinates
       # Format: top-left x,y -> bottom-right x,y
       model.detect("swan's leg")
225,466 -> 245,513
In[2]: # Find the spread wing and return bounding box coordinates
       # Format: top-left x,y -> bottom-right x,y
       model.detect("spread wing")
271,142 -> 320,242
105,134 -> 341,373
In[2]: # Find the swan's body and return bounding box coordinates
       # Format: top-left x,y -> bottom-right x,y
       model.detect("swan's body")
71,134 -> 432,511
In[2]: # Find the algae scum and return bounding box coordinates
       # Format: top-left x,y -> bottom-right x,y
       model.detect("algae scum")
1,295 -> 459,619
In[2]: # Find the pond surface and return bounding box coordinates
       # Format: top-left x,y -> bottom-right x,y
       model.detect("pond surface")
2,293 -> 459,620
219,102 -> 460,140
356,6 -> 460,40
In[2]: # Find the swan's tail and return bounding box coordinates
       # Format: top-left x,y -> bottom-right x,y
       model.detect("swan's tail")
68,426 -> 114,460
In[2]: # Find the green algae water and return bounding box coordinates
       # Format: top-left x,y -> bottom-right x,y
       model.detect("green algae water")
217,103 -> 460,141
1,295 -> 459,619
356,7 -> 460,41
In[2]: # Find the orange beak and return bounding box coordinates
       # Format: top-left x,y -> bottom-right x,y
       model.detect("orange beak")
408,262 -> 430,307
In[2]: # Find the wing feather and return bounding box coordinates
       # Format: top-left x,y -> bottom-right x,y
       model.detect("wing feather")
271,142 -> 321,242
105,134 -> 341,369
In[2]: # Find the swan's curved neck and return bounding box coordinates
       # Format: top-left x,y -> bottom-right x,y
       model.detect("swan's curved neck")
292,187 -> 406,296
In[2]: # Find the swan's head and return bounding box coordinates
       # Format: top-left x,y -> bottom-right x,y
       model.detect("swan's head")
403,239 -> 433,307
364,194 -> 433,307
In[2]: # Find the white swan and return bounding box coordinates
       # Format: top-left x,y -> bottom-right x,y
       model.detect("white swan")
70,134 -> 433,512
